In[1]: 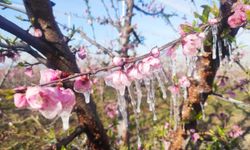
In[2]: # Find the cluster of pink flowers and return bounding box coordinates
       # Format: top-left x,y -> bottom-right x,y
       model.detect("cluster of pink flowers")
14,86 -> 75,130
14,69 -> 81,130
104,102 -> 118,119
228,125 -> 244,138
182,32 -> 205,56
105,48 -> 161,95
228,2 -> 250,28
190,129 -> 200,143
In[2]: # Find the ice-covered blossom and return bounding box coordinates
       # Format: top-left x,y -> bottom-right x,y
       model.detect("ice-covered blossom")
77,47 -> 87,60
182,33 -> 205,56
228,2 -> 250,28
126,65 -> 144,80
168,85 -> 180,95
112,56 -> 124,66
228,125 -> 243,138
14,86 -> 75,130
191,133 -> 200,142
33,28 -> 42,37
24,67 -> 33,78
104,102 -> 118,119
138,56 -> 161,76
73,76 -> 92,93
105,70 -> 131,95
179,76 -> 191,88
39,69 -> 62,84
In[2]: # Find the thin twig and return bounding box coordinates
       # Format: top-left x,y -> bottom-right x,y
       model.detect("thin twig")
211,92 -> 250,108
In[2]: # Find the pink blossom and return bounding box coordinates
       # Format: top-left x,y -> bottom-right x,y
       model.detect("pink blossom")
191,133 -> 200,143
105,70 -> 131,95
164,122 -> 169,129
73,76 -> 92,93
151,47 -> 160,58
179,23 -> 193,37
24,67 -> 33,78
162,140 -> 171,150
39,69 -> 62,84
14,93 -> 28,108
182,33 -> 205,56
33,28 -> 42,37
179,76 -> 191,88
168,85 -> 180,95
208,18 -> 219,25
104,103 -> 117,119
228,11 -> 247,28
227,2 -> 250,28
77,47 -> 87,60
228,125 -> 243,138
112,56 -> 124,66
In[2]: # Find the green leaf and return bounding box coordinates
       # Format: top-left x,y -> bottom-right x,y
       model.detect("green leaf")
0,0 -> 12,4
216,126 -> 225,137
201,5 -> 211,23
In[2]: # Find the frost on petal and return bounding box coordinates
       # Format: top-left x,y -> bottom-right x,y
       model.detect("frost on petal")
24,67 -> 33,78
14,93 -> 28,108
39,102 -> 62,119
26,86 -> 45,109
127,65 -> 144,80
105,70 -> 131,95
39,69 -> 62,84
73,76 -> 92,94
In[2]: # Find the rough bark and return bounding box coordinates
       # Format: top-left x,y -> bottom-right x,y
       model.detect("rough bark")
171,0 -> 238,149
0,0 -> 111,149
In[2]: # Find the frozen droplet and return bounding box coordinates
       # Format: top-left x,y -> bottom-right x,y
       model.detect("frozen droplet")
200,102 -> 205,120
155,72 -> 167,99
83,91 -> 90,103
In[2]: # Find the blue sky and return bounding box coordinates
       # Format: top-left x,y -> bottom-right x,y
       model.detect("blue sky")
1,0 -> 250,65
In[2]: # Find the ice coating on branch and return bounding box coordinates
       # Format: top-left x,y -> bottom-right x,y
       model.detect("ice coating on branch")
105,70 -> 131,96
39,69 -> 62,84
228,2 -> 250,28
155,72 -> 167,99
182,33 -> 205,57
14,86 -> 76,130
73,76 -> 92,103
77,47 -> 87,60
135,80 -> 142,113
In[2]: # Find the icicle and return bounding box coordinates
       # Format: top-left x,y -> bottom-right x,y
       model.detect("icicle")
155,72 -> 167,99
159,68 -> 169,84
200,102 -> 206,120
116,90 -> 128,141
128,85 -> 141,149
172,59 -> 176,77
83,91 -> 90,103
144,78 -> 151,104
212,25 -> 218,60
151,78 -> 157,121
135,80 -> 142,113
